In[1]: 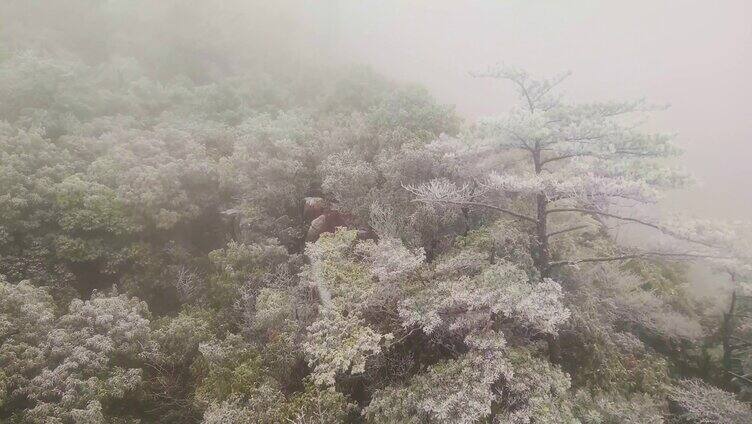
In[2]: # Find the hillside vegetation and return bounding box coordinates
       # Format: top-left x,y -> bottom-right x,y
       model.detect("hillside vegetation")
1,2 -> 750,423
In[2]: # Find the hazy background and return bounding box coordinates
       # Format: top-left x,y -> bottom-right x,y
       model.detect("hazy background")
0,0 -> 747,303
309,0 -> 752,221
3,0 -> 748,219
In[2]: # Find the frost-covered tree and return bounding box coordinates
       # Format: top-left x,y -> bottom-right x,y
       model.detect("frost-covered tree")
298,224 -> 572,422
669,379 -> 752,424
364,330 -> 511,424
0,278 -> 153,423
408,66 -> 717,280
705,226 -> 752,391
2,1 -> 751,420
301,229 -> 396,386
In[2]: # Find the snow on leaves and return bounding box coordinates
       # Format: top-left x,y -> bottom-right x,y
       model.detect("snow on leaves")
399,261 -> 569,336
0,279 -> 153,423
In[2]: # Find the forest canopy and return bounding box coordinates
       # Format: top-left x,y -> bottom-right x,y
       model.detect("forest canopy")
1,1 -> 751,423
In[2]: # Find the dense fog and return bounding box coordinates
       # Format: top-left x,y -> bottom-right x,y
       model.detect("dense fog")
324,1 -> 752,214
0,1 -> 750,423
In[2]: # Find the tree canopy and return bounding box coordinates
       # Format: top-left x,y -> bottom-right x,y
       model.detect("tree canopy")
1,1 -> 750,423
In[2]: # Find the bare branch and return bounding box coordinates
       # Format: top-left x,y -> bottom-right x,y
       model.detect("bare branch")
545,207 -> 732,251
546,207 -> 671,233
539,153 -> 586,166
414,198 -> 538,224
507,129 -> 534,151
546,225 -> 590,238
539,149 -> 653,166
548,251 -> 736,270
724,370 -> 752,386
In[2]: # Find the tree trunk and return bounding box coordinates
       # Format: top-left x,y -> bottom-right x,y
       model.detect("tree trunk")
535,193 -> 550,278
532,145 -> 559,362
531,145 -> 550,279
722,284 -> 737,373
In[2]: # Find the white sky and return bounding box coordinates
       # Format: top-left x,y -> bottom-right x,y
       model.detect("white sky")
312,0 -> 752,220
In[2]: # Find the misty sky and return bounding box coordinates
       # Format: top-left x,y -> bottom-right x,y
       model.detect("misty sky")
3,0 -> 747,219
307,0 -> 751,220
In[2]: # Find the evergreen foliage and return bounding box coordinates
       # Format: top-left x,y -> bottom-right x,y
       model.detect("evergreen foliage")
0,2 -> 750,422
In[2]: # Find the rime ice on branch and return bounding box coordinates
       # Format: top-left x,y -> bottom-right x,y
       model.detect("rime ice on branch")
407,66 -> 739,278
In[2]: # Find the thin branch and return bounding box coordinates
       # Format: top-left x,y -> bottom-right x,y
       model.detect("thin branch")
548,251 -> 735,269
507,129 -> 534,151
724,370 -> 752,385
540,149 -> 656,167
547,225 -> 590,238
511,79 -> 536,113
730,335 -> 752,344
413,199 -> 538,224
730,342 -> 752,350
546,207 -> 668,232
544,192 -> 655,205
545,207 -> 729,250
539,153 -> 586,166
